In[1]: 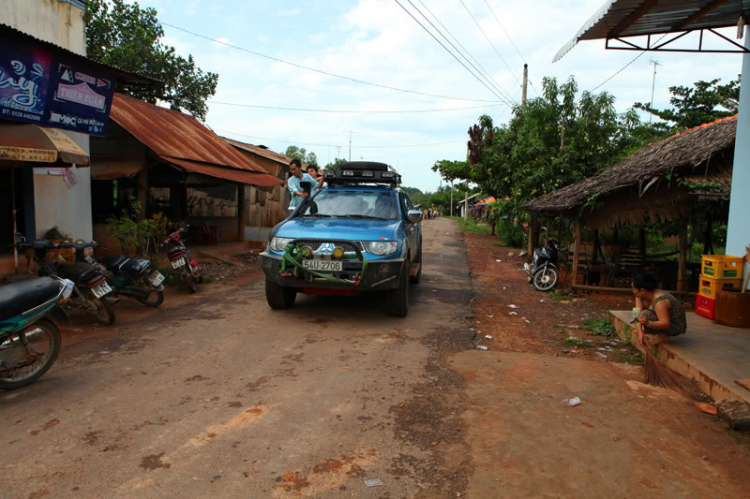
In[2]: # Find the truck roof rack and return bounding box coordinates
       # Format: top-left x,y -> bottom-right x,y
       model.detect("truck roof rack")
325,162 -> 401,186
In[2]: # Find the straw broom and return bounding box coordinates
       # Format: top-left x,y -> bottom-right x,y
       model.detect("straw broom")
643,346 -> 703,399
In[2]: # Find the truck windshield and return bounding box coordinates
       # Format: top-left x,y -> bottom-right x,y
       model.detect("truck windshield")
301,190 -> 398,220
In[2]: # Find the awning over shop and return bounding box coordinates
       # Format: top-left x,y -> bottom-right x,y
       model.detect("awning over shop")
0,122 -> 89,165
160,156 -> 284,187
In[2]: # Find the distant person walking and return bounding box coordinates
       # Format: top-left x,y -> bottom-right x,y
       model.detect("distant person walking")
288,159 -> 323,214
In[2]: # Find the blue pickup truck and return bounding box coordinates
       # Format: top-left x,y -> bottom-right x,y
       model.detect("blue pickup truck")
260,161 -> 423,317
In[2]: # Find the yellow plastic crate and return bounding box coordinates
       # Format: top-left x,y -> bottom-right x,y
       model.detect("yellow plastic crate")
701,255 -> 744,279
698,275 -> 742,300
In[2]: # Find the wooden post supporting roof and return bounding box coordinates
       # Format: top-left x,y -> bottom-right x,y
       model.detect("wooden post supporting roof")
137,167 -> 148,219
527,217 -> 534,257
572,220 -> 582,288
238,185 -> 247,242
677,223 -> 688,293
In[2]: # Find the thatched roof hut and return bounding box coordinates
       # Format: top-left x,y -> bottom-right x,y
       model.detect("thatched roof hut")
523,115 -> 736,229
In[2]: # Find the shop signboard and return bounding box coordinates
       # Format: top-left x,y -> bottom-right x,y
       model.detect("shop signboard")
0,33 -> 117,136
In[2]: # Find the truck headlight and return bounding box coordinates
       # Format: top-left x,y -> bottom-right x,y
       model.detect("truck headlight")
365,241 -> 398,256
270,237 -> 294,252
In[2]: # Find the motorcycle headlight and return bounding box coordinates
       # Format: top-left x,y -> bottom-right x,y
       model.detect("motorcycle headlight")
364,241 -> 398,256
270,237 -> 294,252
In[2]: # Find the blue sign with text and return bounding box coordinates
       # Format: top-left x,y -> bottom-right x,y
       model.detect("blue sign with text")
0,34 -> 117,136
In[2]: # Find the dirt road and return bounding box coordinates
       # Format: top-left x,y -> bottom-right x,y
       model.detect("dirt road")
4,219 -> 750,498
1,219 -> 474,498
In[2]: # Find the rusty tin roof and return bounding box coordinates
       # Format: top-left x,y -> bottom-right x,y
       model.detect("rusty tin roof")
110,94 -> 268,174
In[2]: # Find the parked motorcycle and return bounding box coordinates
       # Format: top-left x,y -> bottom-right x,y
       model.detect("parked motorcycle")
75,241 -> 166,307
524,238 -> 560,292
164,227 -> 201,293
0,276 -> 73,389
16,240 -> 117,325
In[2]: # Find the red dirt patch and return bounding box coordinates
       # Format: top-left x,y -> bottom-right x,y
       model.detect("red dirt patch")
464,232 -> 636,361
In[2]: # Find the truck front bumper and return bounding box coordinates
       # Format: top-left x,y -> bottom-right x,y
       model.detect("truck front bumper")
260,252 -> 405,291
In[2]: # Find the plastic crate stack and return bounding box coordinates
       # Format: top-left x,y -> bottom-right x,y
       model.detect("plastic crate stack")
695,255 -> 744,320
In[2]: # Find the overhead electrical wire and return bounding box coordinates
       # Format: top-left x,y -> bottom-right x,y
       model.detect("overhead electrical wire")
404,0 -> 516,105
391,0 -> 511,105
481,0 -> 540,97
415,0 -> 515,104
589,34 -> 668,92
457,0 -> 521,88
218,129 -> 466,149
210,101 -> 503,114
161,21 -> 503,104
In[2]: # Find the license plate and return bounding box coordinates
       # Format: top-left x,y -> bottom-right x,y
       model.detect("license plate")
172,257 -> 186,269
303,260 -> 343,272
91,281 -> 113,299
150,271 -> 165,286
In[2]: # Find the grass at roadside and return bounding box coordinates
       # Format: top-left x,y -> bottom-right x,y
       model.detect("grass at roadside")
447,216 -> 491,235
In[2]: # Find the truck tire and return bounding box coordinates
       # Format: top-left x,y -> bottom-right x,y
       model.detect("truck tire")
410,243 -> 422,284
265,278 -> 296,309
385,262 -> 409,317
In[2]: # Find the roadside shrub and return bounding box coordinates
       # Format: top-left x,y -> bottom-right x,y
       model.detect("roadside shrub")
497,220 -> 524,248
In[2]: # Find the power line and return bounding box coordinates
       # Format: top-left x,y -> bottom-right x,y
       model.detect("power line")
392,0 -> 509,104
413,0 -> 517,105
405,0 -> 516,105
162,22 -> 503,104
481,0 -> 539,97
589,34 -> 668,92
218,129 -> 466,149
457,0 -> 521,87
210,101 -> 503,114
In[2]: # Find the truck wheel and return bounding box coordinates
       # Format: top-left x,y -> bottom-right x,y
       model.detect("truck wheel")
265,278 -> 296,309
385,262 -> 409,317
410,244 -> 422,285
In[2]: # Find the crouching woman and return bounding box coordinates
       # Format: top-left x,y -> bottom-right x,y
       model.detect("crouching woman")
631,273 -> 687,346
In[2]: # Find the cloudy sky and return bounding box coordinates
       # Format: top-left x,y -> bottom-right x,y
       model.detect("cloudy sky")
135,0 -> 744,191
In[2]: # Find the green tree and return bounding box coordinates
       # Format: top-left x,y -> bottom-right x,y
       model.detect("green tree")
324,157 -> 347,171
85,0 -> 219,120
285,146 -> 319,166
634,78 -> 739,129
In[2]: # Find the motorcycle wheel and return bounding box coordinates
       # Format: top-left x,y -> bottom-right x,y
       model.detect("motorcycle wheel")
93,298 -> 116,325
0,319 -> 61,390
183,273 -> 197,294
532,267 -> 559,292
136,290 -> 164,307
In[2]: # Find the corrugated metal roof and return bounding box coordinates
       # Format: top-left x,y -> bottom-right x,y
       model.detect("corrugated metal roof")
110,94 -> 268,174
222,137 -> 294,165
160,156 -> 283,187
554,0 -> 750,62
0,23 -> 160,86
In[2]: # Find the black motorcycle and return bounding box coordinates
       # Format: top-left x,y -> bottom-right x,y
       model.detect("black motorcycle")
17,240 -> 116,325
0,276 -> 72,390
524,239 -> 559,292
75,241 -> 166,307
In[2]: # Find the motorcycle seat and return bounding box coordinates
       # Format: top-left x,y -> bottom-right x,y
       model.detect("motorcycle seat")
103,255 -> 127,270
0,277 -> 60,321
119,258 -> 150,275
56,263 -> 101,285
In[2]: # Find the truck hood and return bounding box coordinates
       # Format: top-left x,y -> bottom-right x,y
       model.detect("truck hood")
274,217 -> 401,242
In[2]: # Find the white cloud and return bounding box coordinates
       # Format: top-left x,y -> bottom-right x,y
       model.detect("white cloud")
149,0 -> 745,191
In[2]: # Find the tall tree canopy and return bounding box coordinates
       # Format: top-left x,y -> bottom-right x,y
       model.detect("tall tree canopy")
285,146 -> 318,166
634,78 -> 739,129
434,76 -> 664,210
85,0 -> 219,120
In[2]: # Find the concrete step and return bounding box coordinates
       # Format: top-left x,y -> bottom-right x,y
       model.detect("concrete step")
610,310 -> 750,405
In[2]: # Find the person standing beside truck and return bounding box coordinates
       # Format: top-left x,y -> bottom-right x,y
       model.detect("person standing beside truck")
288,159 -> 324,213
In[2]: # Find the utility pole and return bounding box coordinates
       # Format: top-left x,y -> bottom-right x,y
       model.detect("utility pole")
450,180 -> 454,217
649,58 -> 661,123
522,63 -> 528,106
344,129 -> 358,161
